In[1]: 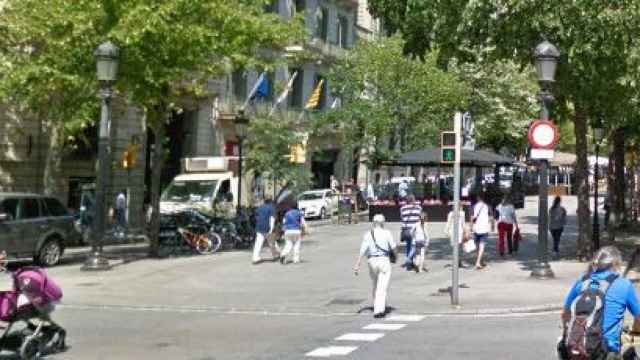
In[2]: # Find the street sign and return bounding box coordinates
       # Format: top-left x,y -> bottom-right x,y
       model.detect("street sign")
441,131 -> 456,164
528,120 -> 559,149
531,148 -> 554,159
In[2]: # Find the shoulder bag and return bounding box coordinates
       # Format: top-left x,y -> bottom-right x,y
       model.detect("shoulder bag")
371,230 -> 397,263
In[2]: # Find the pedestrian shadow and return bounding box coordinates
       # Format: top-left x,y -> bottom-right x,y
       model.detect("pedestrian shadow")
356,306 -> 397,316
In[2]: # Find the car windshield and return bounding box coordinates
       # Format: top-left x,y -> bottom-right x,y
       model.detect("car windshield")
299,193 -> 323,201
161,180 -> 217,203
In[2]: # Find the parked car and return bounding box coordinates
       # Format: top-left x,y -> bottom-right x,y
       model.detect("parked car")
298,189 -> 338,219
0,193 -> 81,266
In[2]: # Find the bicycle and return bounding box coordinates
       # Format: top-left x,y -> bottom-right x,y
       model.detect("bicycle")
177,224 -> 221,255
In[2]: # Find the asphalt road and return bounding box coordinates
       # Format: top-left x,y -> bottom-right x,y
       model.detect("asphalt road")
12,196 -> 581,359
42,308 -> 562,359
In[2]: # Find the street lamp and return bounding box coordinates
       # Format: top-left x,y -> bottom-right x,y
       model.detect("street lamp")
234,110 -> 250,215
82,41 -> 119,271
531,40 -> 560,279
592,119 -> 605,252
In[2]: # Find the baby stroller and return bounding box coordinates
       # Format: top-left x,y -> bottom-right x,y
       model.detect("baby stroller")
0,265 -> 66,359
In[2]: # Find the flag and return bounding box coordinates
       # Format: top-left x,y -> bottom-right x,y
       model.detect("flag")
269,71 -> 298,116
304,79 -> 324,110
330,97 -> 341,109
243,72 -> 268,109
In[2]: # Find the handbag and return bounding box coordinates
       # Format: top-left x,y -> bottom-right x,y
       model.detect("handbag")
371,230 -> 397,263
463,239 -> 477,253
513,227 -> 522,243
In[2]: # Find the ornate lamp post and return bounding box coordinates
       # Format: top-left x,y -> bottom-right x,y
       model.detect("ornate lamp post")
82,41 -> 119,271
234,110 -> 250,215
593,119 -> 605,251
531,40 -> 560,279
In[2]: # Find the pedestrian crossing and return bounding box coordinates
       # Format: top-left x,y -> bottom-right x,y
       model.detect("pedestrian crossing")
305,314 -> 425,357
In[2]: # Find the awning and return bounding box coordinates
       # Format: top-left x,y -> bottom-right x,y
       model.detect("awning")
384,148 -> 515,167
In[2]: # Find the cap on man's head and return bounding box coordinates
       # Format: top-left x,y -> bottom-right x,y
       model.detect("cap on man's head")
372,214 -> 385,223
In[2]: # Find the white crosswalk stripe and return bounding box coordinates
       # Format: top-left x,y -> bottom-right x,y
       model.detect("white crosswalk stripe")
363,323 -> 406,331
306,346 -> 358,357
335,333 -> 385,342
385,314 -> 425,322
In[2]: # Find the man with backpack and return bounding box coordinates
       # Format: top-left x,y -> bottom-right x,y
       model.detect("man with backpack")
560,246 -> 640,359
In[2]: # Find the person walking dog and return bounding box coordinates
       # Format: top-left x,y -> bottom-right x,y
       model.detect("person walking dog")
353,214 -> 397,318
252,197 -> 280,264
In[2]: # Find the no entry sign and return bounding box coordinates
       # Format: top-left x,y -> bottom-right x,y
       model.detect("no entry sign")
528,120 -> 559,149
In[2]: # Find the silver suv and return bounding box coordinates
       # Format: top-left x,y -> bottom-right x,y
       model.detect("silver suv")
0,193 -> 80,266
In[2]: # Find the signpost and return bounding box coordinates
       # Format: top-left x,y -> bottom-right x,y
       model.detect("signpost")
451,113 -> 462,306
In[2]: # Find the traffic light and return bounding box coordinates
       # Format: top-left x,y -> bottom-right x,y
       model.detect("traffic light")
122,144 -> 139,169
441,131 -> 456,164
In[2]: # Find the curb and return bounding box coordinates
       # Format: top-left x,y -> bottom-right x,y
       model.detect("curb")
416,304 -> 562,316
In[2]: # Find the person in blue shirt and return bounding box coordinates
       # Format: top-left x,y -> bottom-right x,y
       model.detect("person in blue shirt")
279,205 -> 306,265
562,246 -> 640,358
252,198 -> 279,264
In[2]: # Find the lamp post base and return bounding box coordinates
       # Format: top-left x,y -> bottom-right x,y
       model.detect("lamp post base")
81,251 -> 111,271
530,262 -> 555,279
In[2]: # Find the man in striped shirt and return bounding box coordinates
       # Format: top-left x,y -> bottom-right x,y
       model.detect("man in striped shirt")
400,195 -> 422,270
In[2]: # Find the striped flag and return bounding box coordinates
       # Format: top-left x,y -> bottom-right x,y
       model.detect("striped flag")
269,71 -> 298,116
304,79 -> 324,110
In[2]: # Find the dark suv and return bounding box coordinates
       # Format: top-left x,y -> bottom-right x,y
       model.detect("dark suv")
0,193 -> 80,266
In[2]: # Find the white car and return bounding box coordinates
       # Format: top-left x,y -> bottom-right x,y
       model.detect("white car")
298,189 -> 338,219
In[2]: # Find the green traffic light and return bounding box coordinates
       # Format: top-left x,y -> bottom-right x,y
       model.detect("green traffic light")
442,148 -> 455,163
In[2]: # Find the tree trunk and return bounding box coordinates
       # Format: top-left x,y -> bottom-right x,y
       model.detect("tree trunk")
606,148 -> 616,242
613,128 -> 626,226
43,121 -> 65,197
148,109 -> 167,257
573,108 -> 591,259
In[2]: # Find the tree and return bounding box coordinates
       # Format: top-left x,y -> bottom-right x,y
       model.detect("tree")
0,0 -> 103,195
317,35 -> 470,174
244,114 -> 311,197
0,0 -> 306,255
369,0 -> 640,257
107,0 -> 305,255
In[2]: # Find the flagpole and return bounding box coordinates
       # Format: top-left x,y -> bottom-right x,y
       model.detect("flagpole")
269,71 -> 298,116
242,72 -> 266,110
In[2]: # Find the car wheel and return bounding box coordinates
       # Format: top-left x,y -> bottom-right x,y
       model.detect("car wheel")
37,238 -> 63,267
320,207 -> 326,219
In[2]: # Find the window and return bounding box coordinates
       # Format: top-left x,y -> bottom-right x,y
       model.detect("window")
232,70 -> 247,101
0,199 -> 19,221
338,15 -> 350,48
264,0 -> 278,13
43,198 -> 69,217
314,7 -> 328,41
289,68 -> 304,108
20,198 -> 40,219
295,0 -> 305,12
217,180 -> 232,202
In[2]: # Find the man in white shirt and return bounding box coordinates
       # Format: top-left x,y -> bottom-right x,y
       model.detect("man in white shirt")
353,214 -> 397,318
472,193 -> 493,270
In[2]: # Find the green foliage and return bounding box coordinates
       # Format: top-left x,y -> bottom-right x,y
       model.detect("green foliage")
368,0 -> 640,127
0,0 -> 103,136
449,58 -> 538,155
245,114 -> 311,190
317,35 -> 470,164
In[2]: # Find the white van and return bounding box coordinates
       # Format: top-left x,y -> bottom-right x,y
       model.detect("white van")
160,157 -> 239,215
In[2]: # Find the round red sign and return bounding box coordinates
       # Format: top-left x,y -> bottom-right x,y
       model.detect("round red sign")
528,120 -> 559,149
